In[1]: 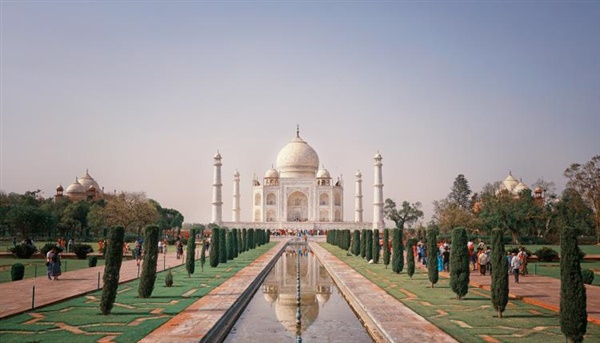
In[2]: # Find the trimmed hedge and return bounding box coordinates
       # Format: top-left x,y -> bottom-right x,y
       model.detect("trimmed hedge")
100,226 -> 125,315
72,244 -> 94,259
11,263 -> 25,281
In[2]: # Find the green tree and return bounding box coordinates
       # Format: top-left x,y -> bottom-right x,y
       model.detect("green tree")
555,189 -> 596,237
450,227 -> 470,299
384,198 -> 424,230
209,228 -> 220,268
372,229 -> 380,263
99,226 -> 125,314
219,228 -> 227,263
365,229 -> 373,261
360,229 -> 367,258
226,230 -> 234,260
564,155 -> 600,243
248,228 -> 255,250
427,229 -> 439,287
138,225 -> 159,298
560,226 -> 587,342
104,192 -> 159,237
383,228 -> 390,268
391,229 -> 403,273
449,174 -> 472,211
351,230 -> 360,256
185,228 -> 196,277
200,237 -> 206,272
242,228 -> 247,252
232,228 -> 239,258
237,229 -> 242,254
491,228 -> 509,318
406,238 -> 416,278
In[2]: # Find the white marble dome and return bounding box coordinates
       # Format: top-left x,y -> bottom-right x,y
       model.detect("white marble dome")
66,178 -> 86,195
316,167 -> 330,179
276,132 -> 319,179
264,167 -> 279,179
78,170 -> 100,191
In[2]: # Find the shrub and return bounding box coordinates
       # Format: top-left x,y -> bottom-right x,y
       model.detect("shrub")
186,228 -> 196,277
72,244 -> 94,259
581,269 -> 594,285
352,230 -> 360,256
450,227 -> 470,300
165,268 -> 174,287
406,238 -> 416,278
427,229 -> 439,287
10,244 -> 37,258
219,228 -> 227,263
391,228 -> 403,273
11,263 -> 25,281
210,228 -> 220,268
138,225 -> 160,298
383,229 -> 390,268
491,228 -> 509,318
372,229 -> 380,264
88,255 -> 98,267
41,243 -> 61,256
100,226 -> 125,315
534,247 -> 559,262
124,232 -> 139,243
560,226 -> 587,342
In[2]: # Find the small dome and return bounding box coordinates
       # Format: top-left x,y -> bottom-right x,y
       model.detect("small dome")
56,184 -> 63,192
374,152 -> 382,159
502,172 -> 519,193
513,180 -> 529,194
213,151 -> 222,159
66,178 -> 86,195
316,168 -> 330,179
355,170 -> 362,178
233,170 -> 240,177
534,187 -> 543,193
265,168 -> 279,179
78,170 -> 100,191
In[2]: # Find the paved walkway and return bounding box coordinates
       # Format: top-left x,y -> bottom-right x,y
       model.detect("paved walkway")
0,250 -> 185,319
414,260 -> 600,325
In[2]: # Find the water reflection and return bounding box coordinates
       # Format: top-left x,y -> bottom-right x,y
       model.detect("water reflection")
263,245 -> 332,334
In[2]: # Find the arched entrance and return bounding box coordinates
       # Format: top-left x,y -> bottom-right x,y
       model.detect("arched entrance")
287,191 -> 308,222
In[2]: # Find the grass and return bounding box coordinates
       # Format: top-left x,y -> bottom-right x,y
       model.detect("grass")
529,260 -> 600,286
0,257 -> 106,284
0,242 -> 276,343
321,243 -> 600,343
505,244 -> 600,255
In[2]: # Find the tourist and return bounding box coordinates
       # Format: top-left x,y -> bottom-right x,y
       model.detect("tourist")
478,250 -> 488,275
176,240 -> 184,259
510,252 -> 521,283
158,240 -> 163,254
50,247 -> 62,281
67,238 -> 73,253
46,247 -> 54,280
134,241 -> 143,266
518,248 -> 528,275
442,247 -> 450,272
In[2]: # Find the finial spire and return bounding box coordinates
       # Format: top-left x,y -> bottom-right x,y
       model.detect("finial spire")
296,124 -> 299,137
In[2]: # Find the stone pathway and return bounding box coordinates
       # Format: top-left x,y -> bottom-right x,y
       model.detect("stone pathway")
0,250 -> 185,319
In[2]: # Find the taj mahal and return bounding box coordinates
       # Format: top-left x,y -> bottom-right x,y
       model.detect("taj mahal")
210,127 -> 385,231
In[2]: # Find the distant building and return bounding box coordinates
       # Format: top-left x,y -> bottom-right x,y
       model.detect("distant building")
55,169 -> 111,201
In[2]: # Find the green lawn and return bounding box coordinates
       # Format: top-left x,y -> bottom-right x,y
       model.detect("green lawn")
506,244 -> 600,255
528,260 -> 600,286
321,243 -> 600,343
0,257 -> 106,284
0,242 -> 276,343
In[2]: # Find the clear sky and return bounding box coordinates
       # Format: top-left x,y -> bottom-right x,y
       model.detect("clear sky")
1,1 -> 599,226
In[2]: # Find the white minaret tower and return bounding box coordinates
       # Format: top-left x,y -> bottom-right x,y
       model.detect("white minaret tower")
373,152 -> 384,229
355,170 -> 363,222
232,170 -> 241,222
211,151 -> 223,224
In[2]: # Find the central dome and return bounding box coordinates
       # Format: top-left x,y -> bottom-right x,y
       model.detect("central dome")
276,131 -> 319,179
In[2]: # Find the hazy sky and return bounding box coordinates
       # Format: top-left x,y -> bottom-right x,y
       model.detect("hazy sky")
1,1 -> 599,226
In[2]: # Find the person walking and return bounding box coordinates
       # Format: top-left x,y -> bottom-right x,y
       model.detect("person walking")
46,247 -> 54,280
510,252 -> 521,283
50,247 -> 62,281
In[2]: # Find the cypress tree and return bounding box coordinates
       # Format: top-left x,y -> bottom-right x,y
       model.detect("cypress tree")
450,227 -> 470,300
200,237 -> 206,272
360,229 -> 367,258
100,226 -> 125,315
242,228 -> 248,252
226,230 -> 234,260
138,225 -> 159,298
406,238 -> 416,278
266,229 -> 271,243
365,229 -> 373,261
383,228 -> 390,268
560,226 -> 587,343
427,229 -> 439,287
209,228 -> 220,268
232,228 -> 238,258
372,229 -> 380,263
491,228 -> 509,318
219,228 -> 227,263
185,228 -> 196,277
351,230 -> 360,256
248,228 -> 255,249
392,228 -> 403,273
237,229 -> 243,254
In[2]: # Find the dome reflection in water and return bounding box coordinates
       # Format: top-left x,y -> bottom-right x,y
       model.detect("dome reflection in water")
225,243 -> 372,343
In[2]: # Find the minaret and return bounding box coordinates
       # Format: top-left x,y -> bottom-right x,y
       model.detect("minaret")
232,170 -> 241,222
355,170 -> 363,222
211,151 -> 223,224
373,152 -> 384,229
